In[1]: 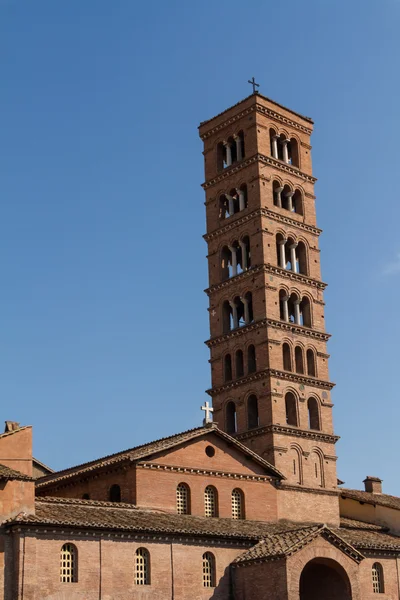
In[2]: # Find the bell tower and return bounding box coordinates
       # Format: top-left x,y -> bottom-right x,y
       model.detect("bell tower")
199,92 -> 339,490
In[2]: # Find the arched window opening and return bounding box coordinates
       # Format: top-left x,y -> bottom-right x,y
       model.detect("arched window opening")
226,401 -> 237,434
219,194 -> 230,219
285,236 -> 296,271
372,563 -> 384,593
176,483 -> 190,515
247,395 -> 259,429
239,292 -> 253,326
236,131 -> 245,161
277,133 -> 286,161
135,548 -> 150,585
204,486 -> 218,517
282,343 -> 292,371
235,349 -> 244,379
289,137 -> 299,167
109,484 -> 121,503
238,235 -> 251,273
221,246 -> 231,280
224,354 -> 232,382
231,488 -> 244,519
300,297 -> 312,328
239,184 -> 248,210
202,552 -> 216,588
308,398 -> 321,431
281,184 -> 294,211
289,447 -> 302,484
297,242 -> 307,275
273,180 -> 284,208
306,349 -> 316,377
60,543 -> 77,583
310,451 -> 324,488
280,292 -> 298,323
295,346 -> 304,374
270,129 -> 279,159
222,300 -> 233,333
285,393 -> 298,426
247,345 -> 256,374
292,189 -> 303,215
216,143 -> 225,172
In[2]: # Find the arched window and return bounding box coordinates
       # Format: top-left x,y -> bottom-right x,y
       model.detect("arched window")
135,548 -> 150,585
109,484 -> 121,503
247,345 -> 256,374
222,300 -> 233,333
292,189 -> 303,215
310,451 -> 324,487
307,349 -> 316,377
82,493 -> 90,500
300,297 -> 312,328
231,488 -> 244,519
224,354 -> 232,382
235,349 -> 244,378
204,486 -> 218,517
219,194 -> 230,219
285,392 -> 298,426
226,401 -> 237,434
297,242 -> 307,274
216,143 -> 225,172
247,395 -> 259,429
202,552 -> 216,587
60,543 -> 77,583
238,235 -> 250,272
372,562 -> 384,593
288,137 -> 299,167
295,346 -> 304,374
221,246 -> 231,280
270,129 -> 279,159
289,447 -> 302,485
282,343 -> 292,371
308,398 -> 321,430
176,483 -> 190,515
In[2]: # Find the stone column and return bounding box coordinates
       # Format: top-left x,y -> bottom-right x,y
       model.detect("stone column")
228,246 -> 238,277
236,188 -> 246,211
282,139 -> 290,163
285,191 -> 295,212
278,239 -> 287,269
275,186 -> 284,208
294,298 -> 301,325
272,135 -> 279,159
223,141 -> 232,167
240,296 -> 250,325
229,301 -> 238,329
289,242 -> 298,273
225,194 -> 234,216
239,240 -> 248,271
234,135 -> 243,161
282,296 -> 289,322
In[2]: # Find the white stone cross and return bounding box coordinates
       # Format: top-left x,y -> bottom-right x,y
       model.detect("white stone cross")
201,401 -> 214,425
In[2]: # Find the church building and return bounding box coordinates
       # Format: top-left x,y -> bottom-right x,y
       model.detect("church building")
1,92 -> 400,599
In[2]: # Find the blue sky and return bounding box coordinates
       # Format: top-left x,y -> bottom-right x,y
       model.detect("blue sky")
1,0 -> 399,494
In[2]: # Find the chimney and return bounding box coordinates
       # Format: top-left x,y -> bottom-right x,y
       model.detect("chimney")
364,476 -> 382,494
4,421 -> 20,433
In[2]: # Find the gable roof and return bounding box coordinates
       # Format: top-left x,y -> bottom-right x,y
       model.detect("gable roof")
36,424 -> 283,489
0,464 -> 33,481
341,488 -> 400,511
233,525 -> 364,565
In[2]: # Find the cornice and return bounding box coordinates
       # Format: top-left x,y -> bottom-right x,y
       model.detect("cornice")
199,100 -> 313,141
138,462 -> 275,482
235,424 -> 340,445
202,154 -> 316,190
276,482 -> 340,496
205,266 -> 263,296
205,319 -> 330,348
206,368 -> 334,397
204,208 -> 321,243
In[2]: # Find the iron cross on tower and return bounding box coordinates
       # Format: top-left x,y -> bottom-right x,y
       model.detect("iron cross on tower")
201,401 -> 213,425
248,77 -> 260,93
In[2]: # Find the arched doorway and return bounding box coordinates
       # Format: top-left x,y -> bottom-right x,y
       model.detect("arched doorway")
300,558 -> 352,600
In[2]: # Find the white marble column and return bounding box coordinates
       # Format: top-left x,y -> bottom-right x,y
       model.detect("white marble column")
225,194 -> 234,216
282,139 -> 290,163
285,191 -> 295,212
282,296 -> 289,322
289,243 -> 298,273
239,240 -> 248,271
236,188 -> 246,211
223,141 -> 232,167
240,296 -> 250,325
234,135 -> 243,161
228,246 -> 238,277
229,301 -> 238,329
278,239 -> 287,269
272,135 -> 279,159
294,299 -> 301,325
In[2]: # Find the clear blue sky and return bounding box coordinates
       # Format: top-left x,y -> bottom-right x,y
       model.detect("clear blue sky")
1,0 -> 399,494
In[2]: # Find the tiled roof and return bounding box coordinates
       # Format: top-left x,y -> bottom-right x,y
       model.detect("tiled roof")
333,526 -> 400,551
233,526 -> 321,562
0,464 -> 33,481
340,517 -> 388,532
341,488 -> 400,511
36,425 -> 283,489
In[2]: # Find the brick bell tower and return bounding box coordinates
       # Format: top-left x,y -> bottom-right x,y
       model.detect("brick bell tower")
199,91 -> 339,491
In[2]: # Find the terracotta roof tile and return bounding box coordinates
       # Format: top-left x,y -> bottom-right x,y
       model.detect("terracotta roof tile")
36,425 -> 283,489
341,488 -> 400,511
340,517 -> 388,532
333,526 -> 400,551
0,464 -> 33,481
233,526 -> 321,562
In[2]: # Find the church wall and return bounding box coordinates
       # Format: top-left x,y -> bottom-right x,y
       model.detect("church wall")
232,559 -> 288,600
358,556 -> 400,599
277,487 -> 340,527
339,496 -> 400,535
0,428 -> 32,477
135,467 -> 278,520
0,480 -> 35,521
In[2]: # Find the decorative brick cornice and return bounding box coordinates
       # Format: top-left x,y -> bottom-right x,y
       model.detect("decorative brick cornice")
205,266 -> 263,296
202,154 -> 316,190
206,319 -> 330,348
204,208 -> 321,243
206,368 -> 333,397
235,424 -> 340,445
138,462 -> 275,483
